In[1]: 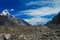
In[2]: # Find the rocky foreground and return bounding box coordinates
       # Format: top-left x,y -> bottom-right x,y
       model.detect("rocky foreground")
0,25 -> 59,40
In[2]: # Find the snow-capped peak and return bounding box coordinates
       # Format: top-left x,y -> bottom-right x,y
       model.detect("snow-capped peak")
0,9 -> 16,19
0,9 -> 10,16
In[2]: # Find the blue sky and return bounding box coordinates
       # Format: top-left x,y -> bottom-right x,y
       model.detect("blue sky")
0,0 -> 60,25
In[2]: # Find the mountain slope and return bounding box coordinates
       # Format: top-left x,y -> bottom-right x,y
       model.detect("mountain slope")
51,12 -> 60,25
46,12 -> 60,26
46,12 -> 60,31
0,9 -> 31,26
47,12 -> 60,25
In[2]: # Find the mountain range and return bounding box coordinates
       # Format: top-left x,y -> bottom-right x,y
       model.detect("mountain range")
0,9 -> 60,26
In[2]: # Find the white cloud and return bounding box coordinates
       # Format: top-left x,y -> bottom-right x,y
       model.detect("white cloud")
26,0 -> 53,6
19,0 -> 60,17
21,0 -> 60,17
10,9 -> 14,11
19,0 -> 60,25
21,7 -> 60,16
24,17 -> 51,25
26,0 -> 60,7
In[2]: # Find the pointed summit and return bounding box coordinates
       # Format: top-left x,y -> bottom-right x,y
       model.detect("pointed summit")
0,9 -> 10,16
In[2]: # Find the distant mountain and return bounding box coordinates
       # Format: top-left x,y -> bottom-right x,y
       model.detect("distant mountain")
51,12 -> 60,25
45,12 -> 60,26
0,9 -> 31,26
46,12 -> 60,30
46,12 -> 60,25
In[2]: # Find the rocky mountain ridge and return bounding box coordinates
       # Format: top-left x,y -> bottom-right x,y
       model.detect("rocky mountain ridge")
0,9 -> 30,26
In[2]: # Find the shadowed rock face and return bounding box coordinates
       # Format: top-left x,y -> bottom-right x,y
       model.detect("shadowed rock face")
47,12 -> 60,31
51,12 -> 60,25
46,12 -> 60,25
